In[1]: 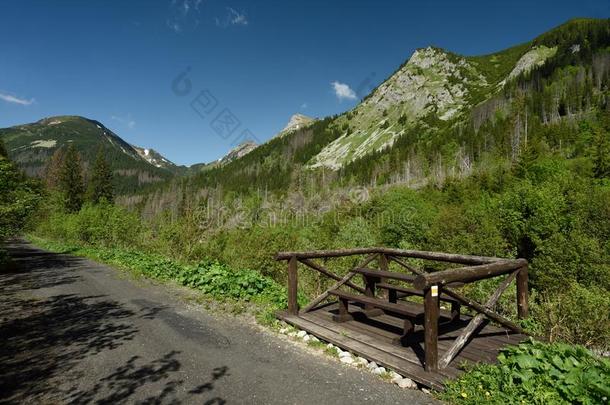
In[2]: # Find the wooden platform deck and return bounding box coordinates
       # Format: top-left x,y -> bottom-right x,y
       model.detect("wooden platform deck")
278,302 -> 527,390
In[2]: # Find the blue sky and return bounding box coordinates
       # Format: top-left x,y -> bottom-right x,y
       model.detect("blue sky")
1,0 -> 608,165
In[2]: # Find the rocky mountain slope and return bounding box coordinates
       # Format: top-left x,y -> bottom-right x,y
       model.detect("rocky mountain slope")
308,43 -> 560,169
219,141 -> 259,165
132,145 -> 177,170
142,18 -> 609,207
277,114 -> 315,137
3,18 -> 609,205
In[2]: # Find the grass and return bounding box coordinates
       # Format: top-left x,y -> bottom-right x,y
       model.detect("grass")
324,346 -> 340,358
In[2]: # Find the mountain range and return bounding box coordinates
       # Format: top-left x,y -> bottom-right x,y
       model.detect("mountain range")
1,18 -> 609,202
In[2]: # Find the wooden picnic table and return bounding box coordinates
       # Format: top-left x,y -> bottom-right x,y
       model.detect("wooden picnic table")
276,248 -> 530,372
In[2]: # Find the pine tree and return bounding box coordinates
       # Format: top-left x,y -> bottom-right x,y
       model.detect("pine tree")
59,144 -> 85,212
0,139 -> 7,158
87,147 -> 114,204
593,125 -> 610,178
44,147 -> 65,189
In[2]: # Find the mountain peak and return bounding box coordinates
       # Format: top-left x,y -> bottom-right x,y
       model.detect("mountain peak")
277,114 -> 315,137
132,145 -> 177,169
283,114 -> 314,131
219,140 -> 258,165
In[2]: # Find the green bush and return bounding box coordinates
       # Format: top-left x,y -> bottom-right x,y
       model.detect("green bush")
533,231 -> 610,292
441,339 -> 610,404
532,283 -> 610,351
0,156 -> 41,241
35,201 -> 141,249
367,188 -> 436,248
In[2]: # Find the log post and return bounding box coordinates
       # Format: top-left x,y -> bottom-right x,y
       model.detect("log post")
388,288 -> 397,303
378,254 -> 388,298
423,285 -> 439,372
378,253 -> 388,272
516,263 -> 529,319
287,255 -> 299,315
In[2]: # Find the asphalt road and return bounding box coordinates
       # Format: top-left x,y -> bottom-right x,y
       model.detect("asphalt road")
0,240 -> 439,404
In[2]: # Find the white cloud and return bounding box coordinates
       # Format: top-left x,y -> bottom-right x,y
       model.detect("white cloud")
331,81 -> 356,101
167,0 -> 203,33
166,20 -> 182,32
0,92 -> 34,106
171,0 -> 203,15
227,7 -> 248,25
111,114 -> 136,129
300,102 -> 308,109
216,7 -> 248,27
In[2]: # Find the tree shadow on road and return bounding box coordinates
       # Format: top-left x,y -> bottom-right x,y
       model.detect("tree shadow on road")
0,241 -> 229,404
66,352 -> 229,404
0,241 -> 84,294
0,293 -> 138,403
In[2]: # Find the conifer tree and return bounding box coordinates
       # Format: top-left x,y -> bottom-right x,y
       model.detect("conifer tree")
59,144 -> 85,212
0,139 -> 7,158
88,147 -> 114,204
593,125 -> 610,178
44,147 -> 65,190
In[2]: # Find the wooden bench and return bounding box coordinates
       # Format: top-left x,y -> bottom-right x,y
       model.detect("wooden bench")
351,268 -> 416,314
329,289 -> 423,344
376,283 -> 461,321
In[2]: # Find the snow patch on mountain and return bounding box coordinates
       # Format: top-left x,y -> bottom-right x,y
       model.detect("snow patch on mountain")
132,145 -> 176,169
29,139 -> 57,148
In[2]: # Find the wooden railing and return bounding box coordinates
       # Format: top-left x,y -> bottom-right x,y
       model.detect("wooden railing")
276,248 -> 529,371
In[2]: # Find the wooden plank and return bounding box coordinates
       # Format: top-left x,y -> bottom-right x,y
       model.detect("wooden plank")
438,271 -> 516,369
441,286 -> 527,335
378,253 -> 389,272
278,312 -> 451,389
376,283 -> 459,304
424,287 -> 440,371
303,311 -> 460,380
314,307 -> 404,341
328,289 -> 425,318
276,248 -> 505,265
314,303 -> 525,365
363,274 -> 378,311
288,256 -> 299,315
516,264 -> 529,319
353,268 -> 416,283
277,248 -> 380,260
313,306 -> 498,367
414,259 -> 527,289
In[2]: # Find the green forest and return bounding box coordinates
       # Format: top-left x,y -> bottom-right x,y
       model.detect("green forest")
2,18 -> 610,405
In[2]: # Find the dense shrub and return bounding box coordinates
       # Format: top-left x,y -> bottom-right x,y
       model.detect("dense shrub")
532,283 -> 610,350
36,202 -> 141,248
0,152 -> 41,266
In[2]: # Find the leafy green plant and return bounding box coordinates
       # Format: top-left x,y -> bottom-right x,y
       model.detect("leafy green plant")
29,236 -> 289,313
441,339 -> 610,404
